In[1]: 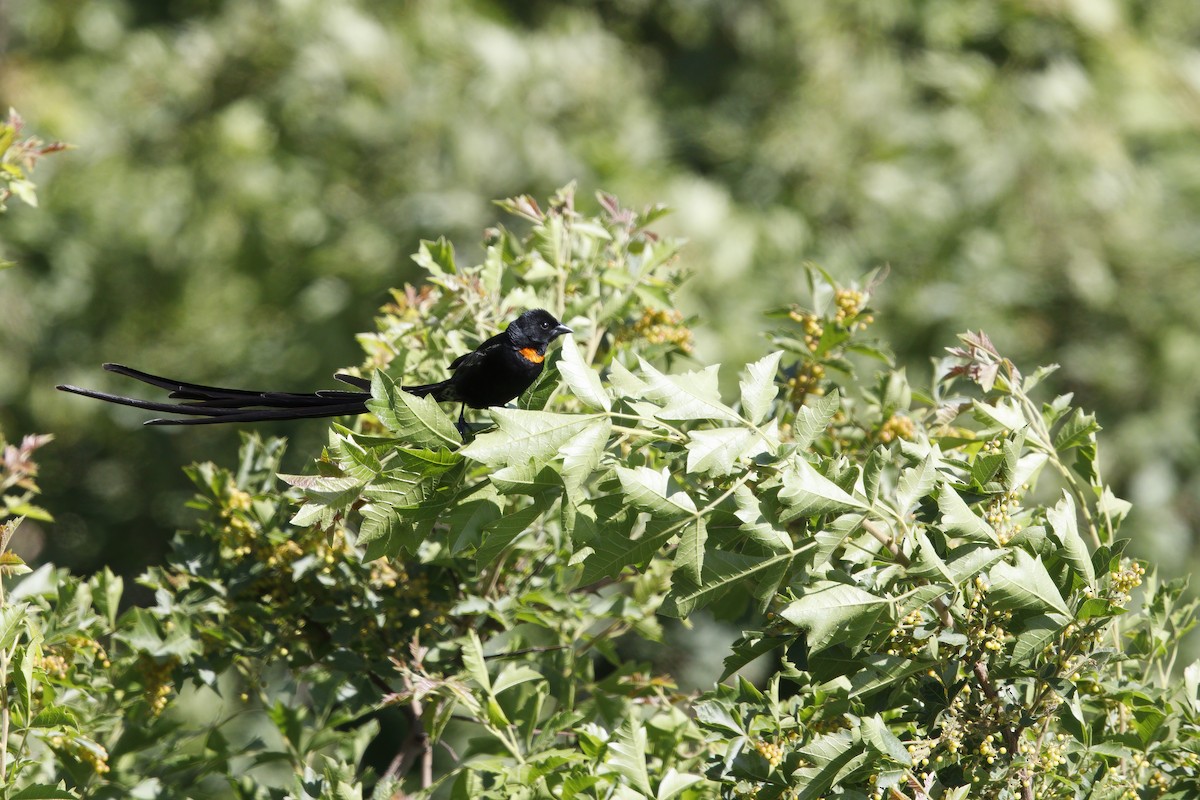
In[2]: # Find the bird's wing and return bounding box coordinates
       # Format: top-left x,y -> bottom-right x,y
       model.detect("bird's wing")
448,333 -> 508,372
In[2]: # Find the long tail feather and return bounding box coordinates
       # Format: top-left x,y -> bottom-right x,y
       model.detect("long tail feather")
57,363 -> 372,426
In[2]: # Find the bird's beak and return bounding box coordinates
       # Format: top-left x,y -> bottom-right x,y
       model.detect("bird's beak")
553,324 -> 573,338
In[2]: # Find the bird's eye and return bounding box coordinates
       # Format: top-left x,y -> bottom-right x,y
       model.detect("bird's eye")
541,321 -> 551,329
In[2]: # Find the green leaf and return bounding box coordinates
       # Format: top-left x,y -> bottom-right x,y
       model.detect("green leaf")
674,518 -> 708,587
463,409 -> 605,472
685,427 -> 767,477
793,732 -> 861,800
616,466 -> 696,518
0,602 -> 28,650
477,503 -> 544,568
492,664 -> 545,695
639,358 -> 739,422
945,545 -> 1009,586
1054,407 -> 1101,451
791,390 -> 840,451
461,630 -> 491,692
896,448 -> 940,513
1047,491 -> 1095,585
656,768 -> 704,800
11,785 -> 80,800
664,549 -> 795,618
988,550 -> 1069,616
116,609 -> 203,659
780,581 -> 889,653
1011,613 -> 1069,663
559,417 -> 611,501
558,335 -> 610,410
739,351 -> 783,424
580,517 -> 677,584
938,482 -> 1000,544
778,457 -> 865,519
972,399 -> 1024,431
30,705 -> 80,729
412,236 -> 457,275
862,715 -> 911,765
608,716 -> 653,796
366,371 -> 461,448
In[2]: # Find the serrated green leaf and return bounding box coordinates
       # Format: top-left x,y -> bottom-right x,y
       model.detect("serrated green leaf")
11,785 -> 80,800
492,664 -> 545,695
694,699 -> 744,735
413,236 -> 457,275
656,768 -> 704,800
945,545 -> 1009,586
988,550 -> 1069,616
639,358 -> 739,422
477,503 -> 544,568
559,335 -> 610,410
674,518 -> 707,587
972,399 -> 1024,431
862,715 -> 911,765
0,602 -> 27,650
791,390 -> 840,450
780,581 -> 889,653
461,630 -> 491,692
938,482 -> 999,544
793,733 -> 861,800
685,427 -> 765,477
463,409 -> 604,472
281,472 -> 363,528
896,448 -> 940,512
1011,613 -> 1068,663
559,417 -> 611,501
30,705 -> 80,729
664,550 -> 795,618
616,466 -> 696,518
608,716 -> 653,796
739,351 -> 782,424
1047,491 -> 1094,585
778,457 -> 865,519
734,485 -> 791,553
367,370 -> 461,448
580,518 -> 677,584
1054,407 -> 1101,451
115,609 -> 203,659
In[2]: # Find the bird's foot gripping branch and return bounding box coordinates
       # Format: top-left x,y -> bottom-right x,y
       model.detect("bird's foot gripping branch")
10,187 -> 1200,798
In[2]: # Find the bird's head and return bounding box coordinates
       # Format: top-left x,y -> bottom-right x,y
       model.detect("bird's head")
507,309 -> 573,348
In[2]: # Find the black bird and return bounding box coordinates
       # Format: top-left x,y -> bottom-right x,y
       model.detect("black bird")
57,309 -> 572,435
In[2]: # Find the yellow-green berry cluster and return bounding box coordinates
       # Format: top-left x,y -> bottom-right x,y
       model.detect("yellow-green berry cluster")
833,288 -> 874,330
967,576 -> 1011,655
878,414 -> 915,443
785,363 -> 826,405
139,654 -> 179,716
788,307 -> 825,352
753,739 -> 784,769
621,308 -> 694,354
47,734 -> 111,775
39,650 -> 69,679
985,487 -> 1025,545
1020,732 -> 1068,771
1107,560 -> 1145,607
977,733 -> 1007,765
885,609 -> 927,657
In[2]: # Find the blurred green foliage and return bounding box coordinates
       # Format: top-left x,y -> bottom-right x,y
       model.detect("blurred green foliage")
3,0 -> 1200,575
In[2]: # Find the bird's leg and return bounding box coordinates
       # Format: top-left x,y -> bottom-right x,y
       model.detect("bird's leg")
456,405 -> 469,439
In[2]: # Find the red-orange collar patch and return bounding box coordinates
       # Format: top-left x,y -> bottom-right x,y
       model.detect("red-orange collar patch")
519,347 -> 545,364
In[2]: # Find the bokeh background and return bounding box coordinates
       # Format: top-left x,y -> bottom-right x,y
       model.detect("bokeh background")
3,0 -> 1200,589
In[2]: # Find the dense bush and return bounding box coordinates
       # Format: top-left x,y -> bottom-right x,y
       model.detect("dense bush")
5,0 -> 1200,580
4,191 -> 1198,799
